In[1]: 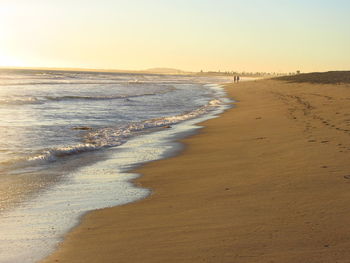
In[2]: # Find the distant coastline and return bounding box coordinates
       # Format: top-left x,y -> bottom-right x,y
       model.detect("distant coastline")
0,66 -> 281,78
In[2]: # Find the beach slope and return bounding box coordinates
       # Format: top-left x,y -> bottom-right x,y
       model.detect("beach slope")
43,77 -> 350,262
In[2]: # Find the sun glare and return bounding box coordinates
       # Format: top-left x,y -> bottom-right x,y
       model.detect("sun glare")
0,54 -> 23,68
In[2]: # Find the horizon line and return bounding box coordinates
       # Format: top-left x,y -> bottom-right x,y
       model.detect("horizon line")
0,65 -> 339,75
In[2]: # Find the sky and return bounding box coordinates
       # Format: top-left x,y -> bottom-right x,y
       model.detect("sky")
0,0 -> 349,72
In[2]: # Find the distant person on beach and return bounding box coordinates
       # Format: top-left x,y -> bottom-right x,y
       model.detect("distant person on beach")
237,76 -> 240,83
234,76 -> 237,83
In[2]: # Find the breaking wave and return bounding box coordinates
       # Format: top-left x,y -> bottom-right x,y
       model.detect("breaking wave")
27,144 -> 100,163
10,98 -> 224,168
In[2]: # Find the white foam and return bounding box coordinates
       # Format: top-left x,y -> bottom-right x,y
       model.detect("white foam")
85,98 -> 223,148
16,97 -> 223,169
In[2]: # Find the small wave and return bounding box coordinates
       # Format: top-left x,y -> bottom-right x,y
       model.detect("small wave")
0,97 -> 42,105
0,80 -> 174,86
27,144 -> 101,164
0,144 -> 104,172
44,94 -> 152,101
0,81 -> 122,86
44,88 -> 176,102
0,92 -> 169,106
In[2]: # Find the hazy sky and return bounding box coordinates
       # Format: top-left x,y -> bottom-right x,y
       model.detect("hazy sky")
1,0 -> 349,72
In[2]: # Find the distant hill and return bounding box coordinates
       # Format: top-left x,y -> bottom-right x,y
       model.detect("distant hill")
144,68 -> 186,74
276,71 -> 350,84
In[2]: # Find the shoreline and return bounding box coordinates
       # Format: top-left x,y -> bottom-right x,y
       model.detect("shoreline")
43,79 -> 350,262
0,80 -> 230,262
0,84 -> 229,263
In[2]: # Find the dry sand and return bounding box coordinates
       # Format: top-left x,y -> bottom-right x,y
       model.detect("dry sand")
43,79 -> 350,263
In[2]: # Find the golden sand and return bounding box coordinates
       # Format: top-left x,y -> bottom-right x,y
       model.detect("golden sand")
43,79 -> 350,262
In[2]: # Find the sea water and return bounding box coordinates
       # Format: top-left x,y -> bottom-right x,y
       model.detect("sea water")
0,69 -> 232,262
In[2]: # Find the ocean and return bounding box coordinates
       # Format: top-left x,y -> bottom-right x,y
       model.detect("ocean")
0,69 -> 232,262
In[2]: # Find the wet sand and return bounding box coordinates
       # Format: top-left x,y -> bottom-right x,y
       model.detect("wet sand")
43,78 -> 350,263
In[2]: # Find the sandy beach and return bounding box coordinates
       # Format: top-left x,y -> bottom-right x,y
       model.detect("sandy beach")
43,77 -> 350,263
